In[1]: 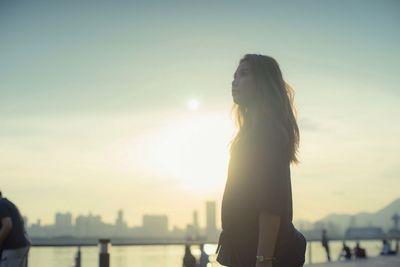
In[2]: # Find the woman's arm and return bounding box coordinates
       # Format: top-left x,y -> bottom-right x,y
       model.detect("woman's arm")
0,217 -> 13,246
256,212 -> 281,267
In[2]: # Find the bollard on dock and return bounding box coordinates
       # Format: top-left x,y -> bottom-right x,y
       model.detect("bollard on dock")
99,239 -> 111,267
74,246 -> 81,267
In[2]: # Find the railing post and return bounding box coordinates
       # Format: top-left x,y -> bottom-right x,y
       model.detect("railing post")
75,246 -> 81,267
99,239 -> 111,267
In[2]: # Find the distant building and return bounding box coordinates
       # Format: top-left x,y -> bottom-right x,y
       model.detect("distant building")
54,212 -> 73,236
349,215 -> 357,228
392,213 -> 399,230
185,224 -> 196,240
27,219 -> 45,237
115,210 -> 128,237
170,225 -> 186,239
345,226 -> 385,239
55,212 -> 72,228
388,213 -> 400,239
75,213 -> 105,237
142,215 -> 168,237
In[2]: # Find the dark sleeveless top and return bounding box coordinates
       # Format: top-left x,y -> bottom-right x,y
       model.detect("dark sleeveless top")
216,123 -> 306,266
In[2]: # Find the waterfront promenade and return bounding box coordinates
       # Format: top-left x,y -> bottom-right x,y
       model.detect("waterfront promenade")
307,255 -> 400,267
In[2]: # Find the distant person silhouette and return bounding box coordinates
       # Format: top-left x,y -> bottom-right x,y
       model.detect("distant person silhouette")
0,191 -> 31,267
215,54 -> 306,267
339,241 -> 352,260
354,241 -> 367,259
183,245 -> 197,267
380,239 -> 396,255
198,243 -> 209,267
321,229 -> 331,262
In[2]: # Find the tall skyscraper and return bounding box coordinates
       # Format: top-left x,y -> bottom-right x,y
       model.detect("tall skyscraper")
115,210 -> 126,227
193,210 -> 199,238
115,209 -> 127,236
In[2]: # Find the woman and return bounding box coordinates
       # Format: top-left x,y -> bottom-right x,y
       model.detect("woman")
216,54 -> 306,267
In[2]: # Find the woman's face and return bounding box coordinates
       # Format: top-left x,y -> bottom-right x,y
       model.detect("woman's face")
231,60 -> 258,106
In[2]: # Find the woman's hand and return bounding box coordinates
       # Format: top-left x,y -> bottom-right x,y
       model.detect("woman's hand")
256,212 -> 280,267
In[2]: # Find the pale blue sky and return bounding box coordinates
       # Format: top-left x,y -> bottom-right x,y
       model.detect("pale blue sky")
1,1 -> 399,228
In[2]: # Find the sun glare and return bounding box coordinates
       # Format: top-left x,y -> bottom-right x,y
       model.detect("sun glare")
114,114 -> 235,192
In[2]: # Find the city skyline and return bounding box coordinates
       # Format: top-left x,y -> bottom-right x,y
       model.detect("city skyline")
23,197 -> 400,242
25,200 -> 221,242
21,196 -> 400,231
25,200 -> 219,230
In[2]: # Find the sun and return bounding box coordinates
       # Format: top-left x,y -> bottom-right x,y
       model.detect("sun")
186,98 -> 200,111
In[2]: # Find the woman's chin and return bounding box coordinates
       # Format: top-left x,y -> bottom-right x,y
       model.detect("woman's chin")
233,97 -> 252,107
232,96 -> 242,105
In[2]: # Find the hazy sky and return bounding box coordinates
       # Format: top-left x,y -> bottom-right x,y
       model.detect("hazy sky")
1,1 -> 399,229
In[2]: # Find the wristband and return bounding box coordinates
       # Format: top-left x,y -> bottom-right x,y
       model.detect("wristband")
256,255 -> 276,263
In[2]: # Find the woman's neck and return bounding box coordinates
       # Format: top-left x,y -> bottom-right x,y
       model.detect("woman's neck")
245,103 -> 263,129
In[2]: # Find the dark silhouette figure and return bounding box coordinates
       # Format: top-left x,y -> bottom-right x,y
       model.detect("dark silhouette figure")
321,229 -> 331,262
339,241 -> 352,260
0,190 -> 31,267
215,54 -> 306,267
182,245 -> 196,267
198,243 -> 209,267
354,241 -> 367,259
380,239 -> 397,255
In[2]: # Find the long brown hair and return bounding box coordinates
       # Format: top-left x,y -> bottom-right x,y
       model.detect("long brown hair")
229,54 -> 300,165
